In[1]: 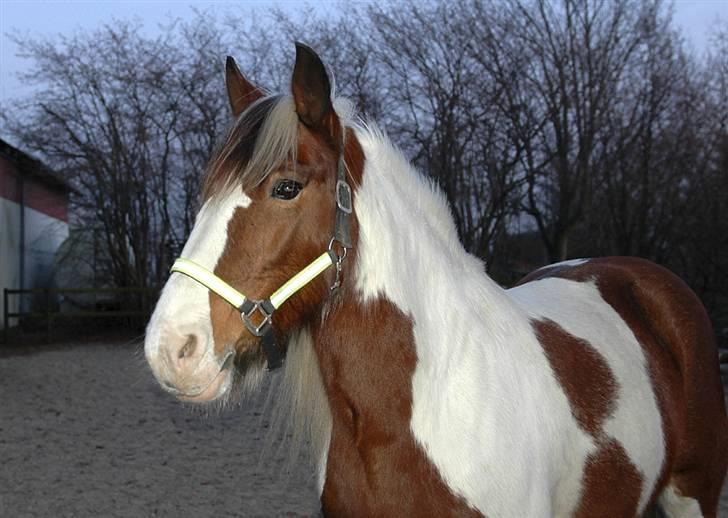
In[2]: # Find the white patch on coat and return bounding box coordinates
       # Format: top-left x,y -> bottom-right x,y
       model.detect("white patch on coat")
352,126 -> 596,517
658,484 -> 703,517
509,278 -> 665,513
534,258 -> 590,274
144,189 -> 251,383
145,184 -> 331,483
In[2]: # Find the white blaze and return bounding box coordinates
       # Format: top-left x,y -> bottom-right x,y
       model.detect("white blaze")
145,189 -> 251,367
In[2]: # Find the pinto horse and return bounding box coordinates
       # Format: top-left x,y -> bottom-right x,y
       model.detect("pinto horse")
145,43 -> 728,517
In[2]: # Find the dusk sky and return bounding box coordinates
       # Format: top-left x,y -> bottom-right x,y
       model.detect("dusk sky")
1,0 -> 727,105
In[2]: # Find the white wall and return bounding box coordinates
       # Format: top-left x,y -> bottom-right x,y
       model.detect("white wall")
0,197 -> 69,329
0,196 -> 21,326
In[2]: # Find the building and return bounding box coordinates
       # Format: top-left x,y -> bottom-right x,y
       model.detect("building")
0,139 -> 71,329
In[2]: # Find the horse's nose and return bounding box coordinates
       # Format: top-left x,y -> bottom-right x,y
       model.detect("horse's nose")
176,334 -> 198,362
162,333 -> 204,383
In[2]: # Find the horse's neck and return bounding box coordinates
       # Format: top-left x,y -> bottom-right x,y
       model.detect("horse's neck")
307,130 -> 528,511
311,292 -> 483,514
348,128 -> 526,373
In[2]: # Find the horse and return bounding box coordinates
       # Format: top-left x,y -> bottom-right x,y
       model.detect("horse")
144,43 -> 728,517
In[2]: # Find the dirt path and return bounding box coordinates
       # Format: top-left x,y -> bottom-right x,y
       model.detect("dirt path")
0,341 -> 320,517
1,341 -> 727,517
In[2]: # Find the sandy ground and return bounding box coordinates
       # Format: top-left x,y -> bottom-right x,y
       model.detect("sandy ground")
1,339 -> 727,517
0,340 -> 320,517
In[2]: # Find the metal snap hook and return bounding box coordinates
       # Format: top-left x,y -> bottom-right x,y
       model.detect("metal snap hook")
327,237 -> 348,291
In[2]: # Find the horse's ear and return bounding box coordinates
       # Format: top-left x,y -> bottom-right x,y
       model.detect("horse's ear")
225,56 -> 263,117
292,42 -> 333,129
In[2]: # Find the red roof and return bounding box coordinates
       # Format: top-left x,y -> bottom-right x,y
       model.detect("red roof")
0,138 -> 71,222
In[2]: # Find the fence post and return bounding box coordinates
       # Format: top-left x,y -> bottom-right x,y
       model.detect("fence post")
45,288 -> 51,344
3,289 -> 8,345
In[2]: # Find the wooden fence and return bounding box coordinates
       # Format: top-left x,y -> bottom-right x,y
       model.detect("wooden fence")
2,287 -> 157,344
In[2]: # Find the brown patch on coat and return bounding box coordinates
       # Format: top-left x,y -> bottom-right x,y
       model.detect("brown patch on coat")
209,122 -> 364,361
314,296 -> 481,517
533,319 -> 643,515
204,112 -> 475,512
519,257 -> 728,515
533,320 -> 618,435
575,439 -> 643,518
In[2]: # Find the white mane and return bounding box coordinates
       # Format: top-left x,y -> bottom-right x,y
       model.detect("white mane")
349,126 -> 589,515
266,121 -> 532,492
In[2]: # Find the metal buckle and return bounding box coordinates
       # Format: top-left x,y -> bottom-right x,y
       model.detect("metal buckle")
336,179 -> 353,214
241,300 -> 273,337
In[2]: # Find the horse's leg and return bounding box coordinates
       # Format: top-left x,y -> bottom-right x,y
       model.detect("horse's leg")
626,265 -> 728,518
642,502 -> 667,518
655,483 -> 705,518
628,262 -> 728,518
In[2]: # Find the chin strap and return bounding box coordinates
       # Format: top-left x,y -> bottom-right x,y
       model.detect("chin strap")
170,135 -> 352,371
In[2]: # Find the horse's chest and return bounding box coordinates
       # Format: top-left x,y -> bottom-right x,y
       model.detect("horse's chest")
320,412 -> 481,517
316,299 -> 481,515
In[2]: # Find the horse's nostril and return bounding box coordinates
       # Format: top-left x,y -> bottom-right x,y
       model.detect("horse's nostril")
178,334 -> 198,359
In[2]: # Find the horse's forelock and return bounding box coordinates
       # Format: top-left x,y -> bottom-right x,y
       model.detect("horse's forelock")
202,95 -> 298,200
202,94 -> 357,201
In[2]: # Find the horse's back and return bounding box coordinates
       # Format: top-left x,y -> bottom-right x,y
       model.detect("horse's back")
512,256 -> 728,516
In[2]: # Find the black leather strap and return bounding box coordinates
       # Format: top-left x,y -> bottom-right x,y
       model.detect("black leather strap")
239,298 -> 283,371
334,136 -> 353,249
260,328 -> 283,371
238,299 -> 255,314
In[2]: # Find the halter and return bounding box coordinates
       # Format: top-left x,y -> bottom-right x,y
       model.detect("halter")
169,138 -> 353,371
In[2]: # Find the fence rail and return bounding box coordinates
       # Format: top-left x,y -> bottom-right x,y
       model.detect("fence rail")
2,287 -> 157,344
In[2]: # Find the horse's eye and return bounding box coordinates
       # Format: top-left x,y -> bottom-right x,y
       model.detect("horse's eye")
272,179 -> 303,200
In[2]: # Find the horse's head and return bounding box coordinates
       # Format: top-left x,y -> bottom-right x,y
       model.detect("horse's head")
145,44 -> 357,402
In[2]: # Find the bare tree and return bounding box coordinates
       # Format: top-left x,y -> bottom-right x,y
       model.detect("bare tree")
366,0 -> 524,265
584,4 -> 688,260
674,23 -> 728,327
3,20 -> 229,289
503,0 -> 663,261
2,3 -> 725,334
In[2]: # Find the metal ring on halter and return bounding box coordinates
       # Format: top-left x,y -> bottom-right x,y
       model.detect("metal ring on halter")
239,299 -> 274,337
328,237 -> 348,261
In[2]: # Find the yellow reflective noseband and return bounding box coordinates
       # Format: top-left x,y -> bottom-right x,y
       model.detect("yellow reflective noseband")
170,258 -> 247,308
170,247 -> 341,371
170,248 -> 337,334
